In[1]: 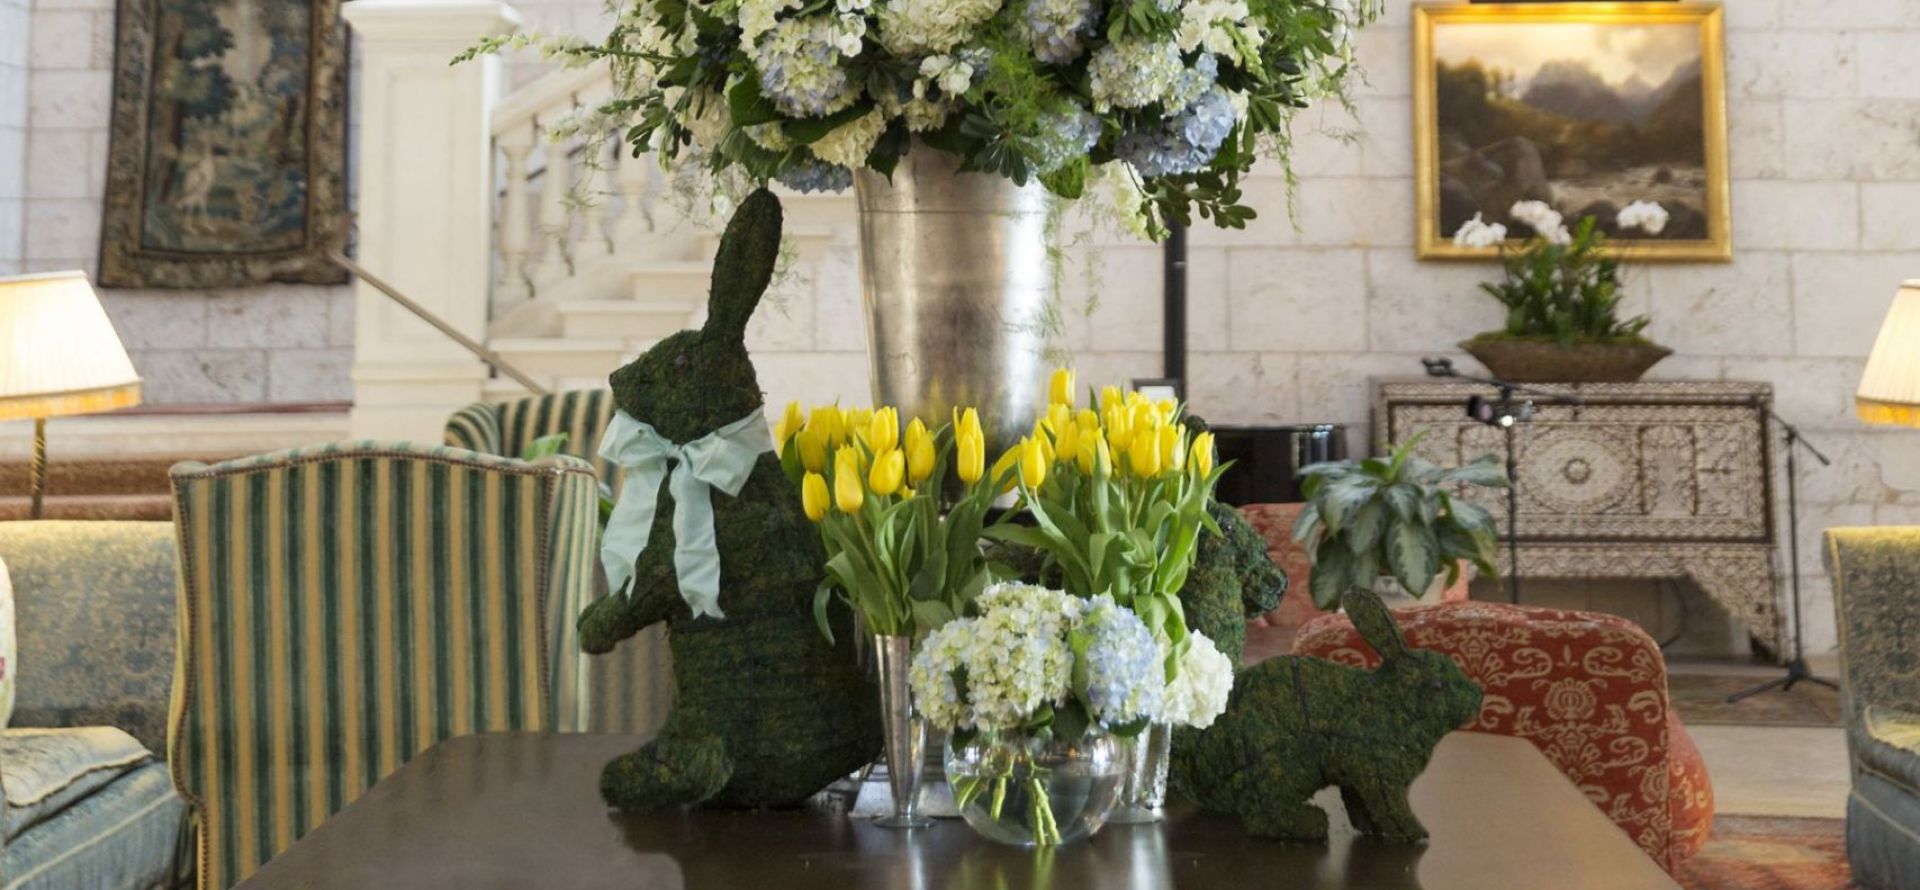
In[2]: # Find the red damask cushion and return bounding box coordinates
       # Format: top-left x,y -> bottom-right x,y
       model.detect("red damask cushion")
1294,601 -> 1713,873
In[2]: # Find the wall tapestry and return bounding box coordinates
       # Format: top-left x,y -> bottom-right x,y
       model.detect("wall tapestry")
99,0 -> 349,288
1413,2 -> 1730,262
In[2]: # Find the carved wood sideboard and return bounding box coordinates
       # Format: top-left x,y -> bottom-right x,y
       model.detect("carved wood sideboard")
1373,380 -> 1781,656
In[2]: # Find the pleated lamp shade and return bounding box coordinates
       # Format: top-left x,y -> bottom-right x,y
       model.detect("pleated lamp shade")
0,271 -> 142,421
1857,279 -> 1920,427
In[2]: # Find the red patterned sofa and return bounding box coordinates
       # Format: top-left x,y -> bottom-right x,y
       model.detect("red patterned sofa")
1238,503 -> 1470,643
1294,601 -> 1714,874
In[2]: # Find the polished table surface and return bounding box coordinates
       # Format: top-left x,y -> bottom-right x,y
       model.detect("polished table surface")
238,732 -> 1680,890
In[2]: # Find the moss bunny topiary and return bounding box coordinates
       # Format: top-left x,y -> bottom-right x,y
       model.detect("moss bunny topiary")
577,189 -> 879,811
1169,588 -> 1482,842
1178,500 -> 1287,662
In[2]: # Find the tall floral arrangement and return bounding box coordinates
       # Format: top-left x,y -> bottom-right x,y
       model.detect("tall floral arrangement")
779,401 -> 1003,638
463,0 -> 1377,231
987,369 -> 1232,729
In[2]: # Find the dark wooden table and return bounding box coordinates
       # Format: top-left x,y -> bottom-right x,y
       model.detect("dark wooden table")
238,732 -> 1680,890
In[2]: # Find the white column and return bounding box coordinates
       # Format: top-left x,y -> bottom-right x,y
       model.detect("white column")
342,0 -> 522,442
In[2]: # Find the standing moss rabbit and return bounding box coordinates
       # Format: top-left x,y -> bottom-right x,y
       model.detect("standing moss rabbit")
577,189 -> 879,811
1169,588 -> 1482,841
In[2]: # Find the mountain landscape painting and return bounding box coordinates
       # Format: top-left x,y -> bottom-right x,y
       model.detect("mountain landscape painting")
1415,4 -> 1729,261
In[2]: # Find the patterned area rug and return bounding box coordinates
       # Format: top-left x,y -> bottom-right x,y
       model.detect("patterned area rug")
1669,674 -> 1843,728
1677,816 -> 1855,890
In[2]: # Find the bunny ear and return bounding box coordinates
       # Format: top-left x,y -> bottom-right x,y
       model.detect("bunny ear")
1341,588 -> 1414,661
702,188 -> 785,341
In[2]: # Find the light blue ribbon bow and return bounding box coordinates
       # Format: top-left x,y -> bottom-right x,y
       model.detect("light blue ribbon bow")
597,408 -> 773,620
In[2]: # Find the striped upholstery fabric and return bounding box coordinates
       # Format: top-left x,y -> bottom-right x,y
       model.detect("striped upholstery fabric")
167,442 -> 599,889
444,391 -> 619,486
443,393 -> 675,740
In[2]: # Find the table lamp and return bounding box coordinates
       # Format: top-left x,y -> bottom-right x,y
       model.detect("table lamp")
1858,279 -> 1920,428
0,271 -> 142,518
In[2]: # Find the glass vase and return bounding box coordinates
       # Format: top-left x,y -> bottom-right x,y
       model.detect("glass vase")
943,730 -> 1124,847
873,633 -> 931,828
1107,722 -> 1172,824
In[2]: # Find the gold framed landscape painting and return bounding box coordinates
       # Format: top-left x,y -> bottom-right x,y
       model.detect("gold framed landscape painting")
1414,2 -> 1730,261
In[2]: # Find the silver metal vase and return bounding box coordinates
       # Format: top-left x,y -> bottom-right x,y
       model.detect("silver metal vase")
872,633 -> 931,828
854,142 -> 1053,456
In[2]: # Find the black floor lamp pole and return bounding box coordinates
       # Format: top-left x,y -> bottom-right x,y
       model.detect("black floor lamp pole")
1726,405 -> 1839,703
1163,223 -> 1188,392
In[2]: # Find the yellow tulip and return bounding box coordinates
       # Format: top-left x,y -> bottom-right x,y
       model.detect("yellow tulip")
808,406 -> 845,449
868,406 -> 899,454
834,446 -> 864,513
801,472 -> 829,521
956,424 -> 985,484
845,407 -> 873,444
1105,406 -> 1133,453
869,448 -> 905,496
955,406 -> 983,443
905,419 -> 935,483
1054,411 -> 1080,460
1018,437 -> 1048,489
990,446 -> 1021,492
1048,368 -> 1075,407
1159,423 -> 1184,471
795,425 -> 827,473
1191,431 -> 1216,478
1130,401 -> 1157,436
1044,402 -> 1071,434
1075,434 -> 1097,474
1129,423 -> 1161,477
774,401 -> 805,451
1155,398 -> 1179,424
1095,438 -> 1113,477
1031,420 -> 1056,464
1099,385 -> 1124,414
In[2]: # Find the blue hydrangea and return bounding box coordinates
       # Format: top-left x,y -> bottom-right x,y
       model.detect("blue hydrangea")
778,158 -> 853,193
1032,107 -> 1102,173
752,17 -> 857,117
1167,53 -> 1219,115
1115,86 -> 1236,178
1079,595 -> 1164,726
1024,0 -> 1100,64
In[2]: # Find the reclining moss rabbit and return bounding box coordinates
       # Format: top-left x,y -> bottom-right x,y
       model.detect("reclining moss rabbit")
577,189 -> 879,811
1170,587 -> 1482,842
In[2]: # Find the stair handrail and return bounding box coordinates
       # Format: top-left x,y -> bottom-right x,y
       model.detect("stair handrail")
330,251 -> 553,396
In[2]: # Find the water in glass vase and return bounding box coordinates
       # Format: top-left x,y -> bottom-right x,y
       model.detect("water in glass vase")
943,731 -> 1124,847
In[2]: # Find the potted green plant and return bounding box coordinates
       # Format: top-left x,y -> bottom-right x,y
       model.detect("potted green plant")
1291,436 -> 1507,609
1455,202 -> 1672,383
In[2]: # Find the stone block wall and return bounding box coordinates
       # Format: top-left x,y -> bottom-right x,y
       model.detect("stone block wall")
0,0 -> 28,273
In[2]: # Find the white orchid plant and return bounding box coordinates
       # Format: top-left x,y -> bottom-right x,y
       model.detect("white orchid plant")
459,0 -> 1378,233
1460,200 -> 1669,346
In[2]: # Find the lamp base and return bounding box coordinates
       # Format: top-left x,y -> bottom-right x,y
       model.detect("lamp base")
29,416 -> 46,520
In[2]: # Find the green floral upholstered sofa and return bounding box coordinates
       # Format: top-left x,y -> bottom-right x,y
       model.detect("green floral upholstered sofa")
1826,527 -> 1920,890
0,520 -> 187,890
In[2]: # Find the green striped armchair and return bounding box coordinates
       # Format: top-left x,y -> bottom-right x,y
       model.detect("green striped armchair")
167,442 -> 601,890
444,391 -> 674,740
1827,527 -> 1920,890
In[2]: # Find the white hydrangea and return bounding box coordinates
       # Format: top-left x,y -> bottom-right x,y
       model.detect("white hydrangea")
881,90 -> 952,131
745,122 -> 794,152
738,0 -> 799,50
1451,212 -> 1507,248
909,583 -> 1081,733
751,16 -> 859,118
1616,199 -> 1669,236
1177,0 -> 1262,62
833,13 -> 867,56
810,108 -> 889,168
876,0 -> 1005,56
1087,38 -> 1185,112
1509,199 -> 1571,244
1160,631 -> 1234,729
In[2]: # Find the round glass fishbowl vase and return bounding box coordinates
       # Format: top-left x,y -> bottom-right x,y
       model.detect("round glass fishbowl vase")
942,730 -> 1125,847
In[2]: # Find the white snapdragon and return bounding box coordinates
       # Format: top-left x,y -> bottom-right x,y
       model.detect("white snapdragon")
833,14 -> 867,56
919,54 -> 976,95
1616,200 -> 1670,236
810,108 -> 890,168
1509,199 -> 1569,244
1160,631 -> 1234,729
1177,0 -> 1262,62
1451,213 -> 1507,248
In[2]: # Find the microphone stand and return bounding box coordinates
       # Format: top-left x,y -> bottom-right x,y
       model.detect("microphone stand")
1726,401 -> 1839,702
1421,358 -> 1584,605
